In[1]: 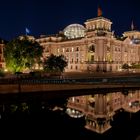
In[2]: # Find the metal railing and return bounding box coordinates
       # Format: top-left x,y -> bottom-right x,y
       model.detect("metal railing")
0,76 -> 140,85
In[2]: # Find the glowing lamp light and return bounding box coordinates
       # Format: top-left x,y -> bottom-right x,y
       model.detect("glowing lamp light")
4,69 -> 8,72
130,41 -> 133,45
129,102 -> 132,106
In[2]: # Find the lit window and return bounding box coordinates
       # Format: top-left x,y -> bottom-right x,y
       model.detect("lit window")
72,47 -> 74,52
76,47 -> 79,51
63,48 -> 65,53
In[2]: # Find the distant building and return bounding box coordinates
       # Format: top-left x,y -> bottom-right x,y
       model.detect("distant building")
0,39 -> 7,69
36,11 -> 140,72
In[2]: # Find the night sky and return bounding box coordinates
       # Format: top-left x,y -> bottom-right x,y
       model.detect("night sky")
0,0 -> 140,41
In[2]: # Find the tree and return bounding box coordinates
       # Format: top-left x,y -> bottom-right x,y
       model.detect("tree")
122,63 -> 129,70
4,36 -> 43,73
43,54 -> 67,73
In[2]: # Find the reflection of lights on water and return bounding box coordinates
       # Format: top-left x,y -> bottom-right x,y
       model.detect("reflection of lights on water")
42,106 -> 45,109
128,101 -> 140,108
130,93 -> 133,97
72,109 -> 75,113
72,97 -> 75,103
52,106 -> 63,111
66,108 -> 84,118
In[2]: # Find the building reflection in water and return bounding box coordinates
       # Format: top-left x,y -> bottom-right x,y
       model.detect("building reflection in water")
66,90 -> 140,134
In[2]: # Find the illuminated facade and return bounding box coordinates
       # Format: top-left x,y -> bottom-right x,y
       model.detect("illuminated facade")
66,90 -> 140,133
0,39 -> 6,69
1,11 -> 140,72
36,14 -> 140,72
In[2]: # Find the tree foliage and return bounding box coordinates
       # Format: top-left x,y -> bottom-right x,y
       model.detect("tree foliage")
131,63 -> 140,69
122,63 -> 129,69
44,54 -> 67,73
122,63 -> 140,70
4,36 -> 43,73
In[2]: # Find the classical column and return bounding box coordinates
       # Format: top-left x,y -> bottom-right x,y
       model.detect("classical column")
95,94 -> 107,115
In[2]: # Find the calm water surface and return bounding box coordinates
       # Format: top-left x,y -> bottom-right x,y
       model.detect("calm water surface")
0,90 -> 140,140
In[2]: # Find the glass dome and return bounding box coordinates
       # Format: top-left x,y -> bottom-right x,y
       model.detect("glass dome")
63,24 -> 85,39
66,108 -> 84,118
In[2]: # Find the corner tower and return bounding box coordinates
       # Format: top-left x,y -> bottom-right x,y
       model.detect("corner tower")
85,7 -> 112,38
123,21 -> 140,44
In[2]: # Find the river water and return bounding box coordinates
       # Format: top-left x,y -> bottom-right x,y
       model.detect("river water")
0,90 -> 140,140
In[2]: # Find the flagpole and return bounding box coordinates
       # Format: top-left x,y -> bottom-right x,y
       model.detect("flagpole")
25,28 -> 27,36
131,20 -> 134,31
25,27 -> 30,36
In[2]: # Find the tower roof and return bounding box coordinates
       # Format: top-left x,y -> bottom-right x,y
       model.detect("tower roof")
86,16 -> 112,24
123,30 -> 140,37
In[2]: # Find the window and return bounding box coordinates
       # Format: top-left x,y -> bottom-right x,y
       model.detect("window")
76,58 -> 79,63
66,48 -> 69,52
72,47 -> 74,52
71,59 -> 73,63
118,48 -> 121,52
76,53 -> 79,57
76,47 -> 79,51
107,46 -> 110,52
89,45 -> 95,52
93,25 -> 95,29
125,48 -> 127,52
63,48 -> 65,53
91,55 -> 94,61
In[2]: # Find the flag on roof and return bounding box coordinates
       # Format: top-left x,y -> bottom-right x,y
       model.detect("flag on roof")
97,6 -> 102,17
25,27 -> 30,35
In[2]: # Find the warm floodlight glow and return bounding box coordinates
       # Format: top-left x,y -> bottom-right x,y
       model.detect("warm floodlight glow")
4,68 -> 8,72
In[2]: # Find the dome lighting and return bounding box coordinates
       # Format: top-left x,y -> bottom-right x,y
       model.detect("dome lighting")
64,24 -> 85,39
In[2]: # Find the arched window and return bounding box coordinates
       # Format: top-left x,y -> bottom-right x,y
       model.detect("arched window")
89,45 -> 95,52
76,47 -> 79,51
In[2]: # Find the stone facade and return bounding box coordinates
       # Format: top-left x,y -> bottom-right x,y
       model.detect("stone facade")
0,39 -> 6,69
36,16 -> 140,72
1,15 -> 140,72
